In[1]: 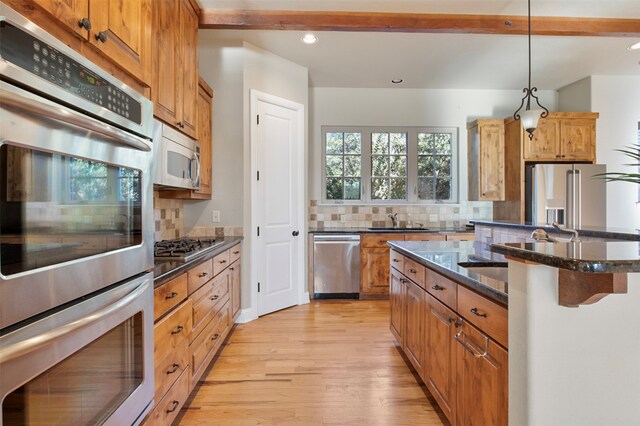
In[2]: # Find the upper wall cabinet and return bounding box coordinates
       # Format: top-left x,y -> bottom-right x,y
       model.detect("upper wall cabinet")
152,0 -> 199,139
467,119 -> 505,201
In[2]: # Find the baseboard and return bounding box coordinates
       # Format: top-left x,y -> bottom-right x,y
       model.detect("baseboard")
235,307 -> 258,324
299,291 -> 310,305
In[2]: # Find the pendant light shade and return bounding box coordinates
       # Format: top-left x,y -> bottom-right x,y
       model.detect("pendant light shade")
513,0 -> 549,139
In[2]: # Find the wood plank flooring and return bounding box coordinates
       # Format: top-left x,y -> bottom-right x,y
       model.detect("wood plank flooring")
176,300 -> 448,425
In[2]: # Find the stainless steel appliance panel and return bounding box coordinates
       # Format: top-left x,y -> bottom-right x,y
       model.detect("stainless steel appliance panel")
152,119 -> 201,190
572,164 -> 607,228
313,235 -> 361,296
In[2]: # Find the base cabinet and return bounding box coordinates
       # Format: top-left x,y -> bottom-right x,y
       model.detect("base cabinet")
404,280 -> 426,375
389,269 -> 405,343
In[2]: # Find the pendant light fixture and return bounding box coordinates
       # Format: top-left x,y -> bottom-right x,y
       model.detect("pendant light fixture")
513,0 -> 549,140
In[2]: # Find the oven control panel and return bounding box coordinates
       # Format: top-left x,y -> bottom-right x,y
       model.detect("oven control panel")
0,21 -> 142,125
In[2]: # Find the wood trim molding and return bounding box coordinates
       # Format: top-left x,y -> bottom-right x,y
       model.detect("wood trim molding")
199,10 -> 640,37
558,270 -> 628,308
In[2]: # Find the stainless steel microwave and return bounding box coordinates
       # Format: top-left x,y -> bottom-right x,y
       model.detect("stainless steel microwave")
153,119 -> 201,190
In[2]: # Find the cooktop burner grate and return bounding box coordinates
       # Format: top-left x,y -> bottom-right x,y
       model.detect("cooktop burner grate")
154,237 -> 222,261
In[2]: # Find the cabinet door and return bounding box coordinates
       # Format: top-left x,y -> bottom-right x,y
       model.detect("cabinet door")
196,82 -> 213,196
178,0 -> 198,138
152,0 -> 180,126
425,294 -> 458,424
32,0 -> 90,38
89,0 -> 151,85
230,262 -> 241,321
523,118 -> 560,161
561,119 -> 595,161
361,247 -> 391,295
456,320 -> 508,426
389,269 -> 405,345
478,124 -> 505,200
404,280 -> 425,377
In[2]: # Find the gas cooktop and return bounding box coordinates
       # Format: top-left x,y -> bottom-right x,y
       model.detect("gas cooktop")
154,237 -> 223,261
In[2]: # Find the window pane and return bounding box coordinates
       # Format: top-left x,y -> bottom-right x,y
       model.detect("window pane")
70,159 -> 107,177
326,155 -> 343,177
389,178 -> 407,199
344,155 -> 361,177
344,178 -> 361,200
344,133 -> 361,154
433,156 -> 451,177
390,133 -> 407,154
371,156 -> 389,177
418,133 -> 434,154
417,156 -> 432,177
436,178 -> 451,200
326,133 -> 343,154
434,133 -> 452,154
326,178 -> 343,200
119,168 -> 141,202
371,178 -> 389,199
70,178 -> 108,201
389,156 -> 406,177
372,133 -> 389,154
418,177 -> 435,200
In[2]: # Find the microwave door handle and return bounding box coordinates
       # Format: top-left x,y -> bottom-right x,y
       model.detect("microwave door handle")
0,280 -> 150,363
0,88 -> 151,152
191,151 -> 201,188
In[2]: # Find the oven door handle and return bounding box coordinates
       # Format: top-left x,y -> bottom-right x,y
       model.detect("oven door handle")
0,280 -> 150,363
0,86 -> 151,152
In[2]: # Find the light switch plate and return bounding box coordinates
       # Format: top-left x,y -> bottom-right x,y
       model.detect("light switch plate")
212,210 -> 221,223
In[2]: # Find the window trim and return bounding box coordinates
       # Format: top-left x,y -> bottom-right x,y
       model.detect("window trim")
321,125 -> 459,205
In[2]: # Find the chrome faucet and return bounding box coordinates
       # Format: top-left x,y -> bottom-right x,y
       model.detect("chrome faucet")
552,222 -> 580,242
388,213 -> 398,228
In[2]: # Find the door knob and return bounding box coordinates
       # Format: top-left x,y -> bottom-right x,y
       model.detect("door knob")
292,230 -> 300,236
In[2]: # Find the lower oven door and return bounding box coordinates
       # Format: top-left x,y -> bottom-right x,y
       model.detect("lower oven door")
0,272 -> 154,426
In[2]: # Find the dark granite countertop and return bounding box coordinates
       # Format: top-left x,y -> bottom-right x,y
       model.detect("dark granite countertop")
471,219 -> 640,241
153,237 -> 243,287
309,227 -> 474,234
491,241 -> 640,273
387,240 -> 508,307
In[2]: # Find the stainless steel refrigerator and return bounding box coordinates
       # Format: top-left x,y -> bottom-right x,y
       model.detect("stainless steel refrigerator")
525,164 -> 607,228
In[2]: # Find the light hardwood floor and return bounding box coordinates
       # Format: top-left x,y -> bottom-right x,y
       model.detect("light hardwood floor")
177,300 -> 448,425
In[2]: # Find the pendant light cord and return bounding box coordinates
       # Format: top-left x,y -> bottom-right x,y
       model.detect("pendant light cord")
527,0 -> 532,109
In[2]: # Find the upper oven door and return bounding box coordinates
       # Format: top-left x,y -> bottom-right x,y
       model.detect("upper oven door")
0,82 -> 154,330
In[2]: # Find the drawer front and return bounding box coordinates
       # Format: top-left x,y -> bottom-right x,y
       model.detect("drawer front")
145,367 -> 189,426
458,285 -> 508,348
229,244 -> 241,265
210,271 -> 230,315
190,280 -> 215,343
154,273 -> 188,321
404,258 -> 426,289
213,249 -> 231,276
190,301 -> 230,388
390,250 -> 405,271
425,268 -> 457,309
362,233 -> 403,248
154,300 -> 192,372
187,259 -> 213,294
444,233 -> 475,241
403,233 -> 446,241
154,344 -> 189,403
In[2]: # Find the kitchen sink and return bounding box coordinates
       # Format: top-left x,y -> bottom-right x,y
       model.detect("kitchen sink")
459,265 -> 508,282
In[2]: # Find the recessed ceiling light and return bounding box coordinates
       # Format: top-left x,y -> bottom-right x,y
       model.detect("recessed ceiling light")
301,34 -> 318,45
391,79 -> 404,84
628,41 -> 640,51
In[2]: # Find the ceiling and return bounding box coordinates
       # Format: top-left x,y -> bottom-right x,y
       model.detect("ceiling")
197,1 -> 640,90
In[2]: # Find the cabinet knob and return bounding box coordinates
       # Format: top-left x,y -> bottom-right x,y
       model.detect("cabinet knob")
177,121 -> 185,129
198,272 -> 208,278
211,333 -> 220,341
210,294 -> 219,301
432,284 -> 444,291
481,192 -> 486,196
78,18 -> 92,30
292,230 -> 300,236
95,31 -> 107,43
408,268 -> 416,274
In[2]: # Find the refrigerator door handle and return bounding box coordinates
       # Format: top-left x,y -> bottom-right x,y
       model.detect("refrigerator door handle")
566,170 -> 574,228
575,169 -> 581,228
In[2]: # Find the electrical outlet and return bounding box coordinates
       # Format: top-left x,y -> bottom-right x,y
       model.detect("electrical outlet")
211,210 -> 221,223
429,214 -> 438,222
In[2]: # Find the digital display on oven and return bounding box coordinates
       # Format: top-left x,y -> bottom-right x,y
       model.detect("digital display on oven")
0,21 -> 142,125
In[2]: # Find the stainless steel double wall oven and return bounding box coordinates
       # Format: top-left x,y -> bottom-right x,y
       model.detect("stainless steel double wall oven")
1,4 -> 154,425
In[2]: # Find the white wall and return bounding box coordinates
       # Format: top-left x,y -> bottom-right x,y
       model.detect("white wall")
309,87 -> 557,202
557,77 -> 591,112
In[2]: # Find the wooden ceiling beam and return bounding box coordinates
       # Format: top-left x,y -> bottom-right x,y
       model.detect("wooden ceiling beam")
199,9 -> 640,37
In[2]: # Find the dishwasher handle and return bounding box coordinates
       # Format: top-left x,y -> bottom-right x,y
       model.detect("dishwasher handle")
313,234 -> 360,242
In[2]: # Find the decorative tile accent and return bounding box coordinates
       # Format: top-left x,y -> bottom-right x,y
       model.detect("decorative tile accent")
154,191 -> 184,241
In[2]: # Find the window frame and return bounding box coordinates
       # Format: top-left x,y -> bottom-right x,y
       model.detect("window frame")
321,125 -> 459,204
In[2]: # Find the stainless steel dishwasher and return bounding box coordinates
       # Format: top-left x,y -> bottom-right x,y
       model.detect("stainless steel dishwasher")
313,234 -> 361,298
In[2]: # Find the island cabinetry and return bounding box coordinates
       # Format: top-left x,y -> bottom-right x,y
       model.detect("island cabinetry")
389,268 -> 406,344
458,285 -> 508,348
404,279 -> 426,376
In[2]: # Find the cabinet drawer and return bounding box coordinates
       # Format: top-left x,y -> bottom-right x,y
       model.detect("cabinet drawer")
425,268 -> 457,309
190,301 -> 230,389
187,259 -> 213,294
362,233 -> 402,248
458,285 -> 508,348
210,271 -> 230,315
444,233 -> 475,241
404,233 -> 446,241
229,244 -> 241,265
404,258 -> 426,289
390,250 -> 404,271
154,300 -> 192,374
213,249 -> 230,276
154,344 -> 189,403
154,273 -> 188,321
190,280 -> 216,343
145,367 -> 189,426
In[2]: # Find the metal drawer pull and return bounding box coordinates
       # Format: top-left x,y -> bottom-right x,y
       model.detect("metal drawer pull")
211,333 -> 220,341
198,272 -> 208,278
219,260 -> 227,264
378,240 -> 387,244
166,363 -> 180,375
392,258 -> 400,263
431,285 -> 444,291
165,291 -> 178,299
454,329 -> 489,358
230,267 -> 235,271
408,268 -> 416,274
210,295 -> 219,301
166,401 -> 180,414
233,251 -> 240,254
171,325 -> 184,335
470,307 -> 487,318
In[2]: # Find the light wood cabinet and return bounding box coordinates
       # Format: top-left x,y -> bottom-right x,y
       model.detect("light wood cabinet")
389,268 -> 406,344
467,119 -> 505,201
195,79 -> 214,197
522,114 -> 597,162
361,247 -> 391,296
152,0 -> 198,138
31,0 -> 89,37
404,279 -> 426,376
230,261 -> 241,321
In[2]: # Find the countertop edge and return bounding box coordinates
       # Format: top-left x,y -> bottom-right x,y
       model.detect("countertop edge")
309,227 -> 474,234
471,220 -> 640,241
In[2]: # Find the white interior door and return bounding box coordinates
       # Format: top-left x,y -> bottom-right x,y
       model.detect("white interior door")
255,96 -> 302,316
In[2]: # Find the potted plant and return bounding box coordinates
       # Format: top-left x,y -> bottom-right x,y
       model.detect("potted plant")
594,144 -> 640,184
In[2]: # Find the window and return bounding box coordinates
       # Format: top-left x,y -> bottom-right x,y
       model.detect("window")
322,126 -> 458,203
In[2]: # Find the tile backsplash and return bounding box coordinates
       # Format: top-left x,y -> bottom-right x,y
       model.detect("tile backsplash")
153,191 -> 184,241
308,200 -> 492,229
188,226 -> 244,238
